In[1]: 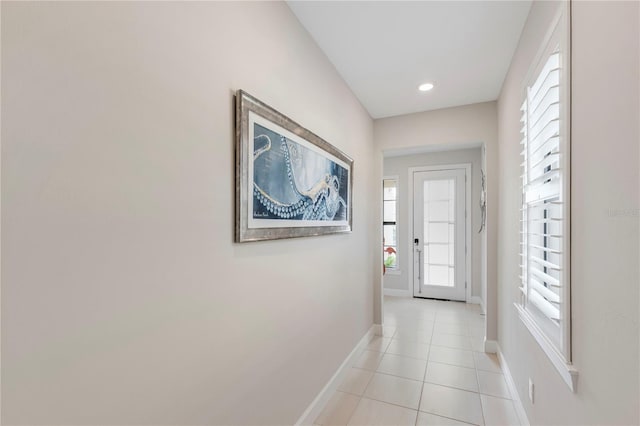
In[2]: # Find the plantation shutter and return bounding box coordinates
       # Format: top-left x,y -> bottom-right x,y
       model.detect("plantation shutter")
520,48 -> 565,347
516,4 -> 574,389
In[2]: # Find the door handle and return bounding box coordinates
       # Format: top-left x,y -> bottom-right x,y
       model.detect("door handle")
416,247 -> 422,294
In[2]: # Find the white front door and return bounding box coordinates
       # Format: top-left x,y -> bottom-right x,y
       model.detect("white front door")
413,168 -> 466,301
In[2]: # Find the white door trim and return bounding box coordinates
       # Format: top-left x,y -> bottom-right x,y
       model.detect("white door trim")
408,163 -> 472,302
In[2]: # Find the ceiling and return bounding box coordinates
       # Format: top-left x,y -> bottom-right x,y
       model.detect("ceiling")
287,1 -> 532,119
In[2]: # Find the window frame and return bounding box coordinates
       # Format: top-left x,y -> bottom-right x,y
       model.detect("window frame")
383,176 -> 399,273
516,1 -> 578,392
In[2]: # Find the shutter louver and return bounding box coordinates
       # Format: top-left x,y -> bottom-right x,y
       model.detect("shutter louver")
520,50 -> 564,341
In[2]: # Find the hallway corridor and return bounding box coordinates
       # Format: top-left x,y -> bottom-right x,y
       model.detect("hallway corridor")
313,297 -> 520,425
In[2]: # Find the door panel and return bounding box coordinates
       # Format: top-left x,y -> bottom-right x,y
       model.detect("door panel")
413,169 -> 466,301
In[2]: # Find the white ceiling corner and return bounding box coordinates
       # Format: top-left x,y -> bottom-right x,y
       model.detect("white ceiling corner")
287,1 -> 532,119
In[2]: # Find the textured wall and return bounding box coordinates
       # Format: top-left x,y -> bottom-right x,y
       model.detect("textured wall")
497,1 -> 639,424
1,2 -> 376,424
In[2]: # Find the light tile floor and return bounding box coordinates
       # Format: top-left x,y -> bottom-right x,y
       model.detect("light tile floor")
313,297 -> 520,426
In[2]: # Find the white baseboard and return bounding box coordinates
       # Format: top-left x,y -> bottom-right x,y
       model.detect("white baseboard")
497,345 -> 530,426
372,324 -> 383,336
295,324 -> 378,425
383,288 -> 411,297
484,339 -> 498,354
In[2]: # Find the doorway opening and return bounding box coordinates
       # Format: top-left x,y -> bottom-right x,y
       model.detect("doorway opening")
380,144 -> 487,332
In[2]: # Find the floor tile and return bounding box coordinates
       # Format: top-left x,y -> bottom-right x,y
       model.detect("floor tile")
367,336 -> 392,352
394,320 -> 434,331
337,368 -> 374,396
470,337 -> 485,352
383,314 -> 401,323
424,362 -> 478,392
403,312 -> 437,322
465,304 -> 482,314
431,333 -> 472,350
376,353 -> 427,381
418,312 -> 438,322
468,323 -> 486,338
347,398 -> 417,426
380,326 -> 397,338
473,352 -> 502,374
434,312 -> 468,325
434,322 -> 469,336
467,316 -> 486,327
428,346 -> 475,368
372,297 -> 517,426
416,411 -> 475,425
381,315 -> 402,325
397,310 -> 437,322
363,373 -> 422,410
386,339 -> 430,360
393,327 -> 433,344
480,394 -> 520,425
314,391 -> 360,425
419,382 -> 484,425
477,370 -> 511,399
353,350 -> 384,371
433,300 -> 466,310
388,317 -> 435,330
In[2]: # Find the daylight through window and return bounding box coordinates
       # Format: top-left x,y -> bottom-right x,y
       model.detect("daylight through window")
383,179 -> 398,270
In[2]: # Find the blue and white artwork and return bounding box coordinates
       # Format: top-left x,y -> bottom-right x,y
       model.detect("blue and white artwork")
249,116 -> 349,228
236,90 -> 353,242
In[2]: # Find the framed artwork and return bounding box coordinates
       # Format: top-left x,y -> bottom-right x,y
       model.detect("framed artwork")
235,90 -> 353,242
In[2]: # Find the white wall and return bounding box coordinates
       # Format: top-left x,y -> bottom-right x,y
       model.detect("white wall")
1,2 -> 377,424
375,102 -> 498,338
383,148 -> 483,305
497,1 -> 639,424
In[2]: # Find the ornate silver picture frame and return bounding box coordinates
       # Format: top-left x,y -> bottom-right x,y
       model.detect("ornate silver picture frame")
235,90 -> 353,242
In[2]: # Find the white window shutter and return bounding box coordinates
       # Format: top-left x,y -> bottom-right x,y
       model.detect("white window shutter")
517,3 -> 575,391
520,49 -> 565,353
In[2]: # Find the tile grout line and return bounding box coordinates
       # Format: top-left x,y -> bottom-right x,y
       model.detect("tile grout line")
341,392 -> 362,426
363,360 -> 516,400
415,374 -> 425,426
341,343 -> 375,426
465,316 -> 486,426
366,319 -> 429,422
416,334 -> 485,426
473,345 -> 488,426
415,339 -> 433,422
356,301 -> 497,425
356,395 -> 420,416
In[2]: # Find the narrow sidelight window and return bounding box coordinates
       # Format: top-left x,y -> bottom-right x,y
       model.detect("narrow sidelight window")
383,179 -> 398,270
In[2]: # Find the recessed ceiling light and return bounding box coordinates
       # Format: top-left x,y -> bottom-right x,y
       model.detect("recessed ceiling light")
418,83 -> 434,92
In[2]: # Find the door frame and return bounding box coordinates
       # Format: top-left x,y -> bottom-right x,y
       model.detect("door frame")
408,163 -> 472,302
